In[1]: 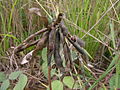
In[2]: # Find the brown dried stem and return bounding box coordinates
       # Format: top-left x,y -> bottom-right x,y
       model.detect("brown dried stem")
14,40 -> 39,53
23,28 -> 48,43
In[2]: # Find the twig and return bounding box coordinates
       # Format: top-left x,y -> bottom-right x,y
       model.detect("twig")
24,72 -> 48,88
23,28 -> 48,43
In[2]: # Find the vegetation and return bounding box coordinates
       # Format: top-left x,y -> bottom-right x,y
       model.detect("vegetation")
0,0 -> 120,90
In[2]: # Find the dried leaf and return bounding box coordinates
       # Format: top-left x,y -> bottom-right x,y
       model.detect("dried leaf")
21,50 -> 34,64
29,8 -> 41,16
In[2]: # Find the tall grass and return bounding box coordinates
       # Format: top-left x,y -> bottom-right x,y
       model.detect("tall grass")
0,0 -> 119,56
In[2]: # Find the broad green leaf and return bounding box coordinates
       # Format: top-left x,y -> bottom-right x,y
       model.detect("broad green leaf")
9,71 -> 22,80
42,61 -> 48,78
63,76 -> 74,89
41,48 -> 47,77
47,80 -> 63,90
42,48 -> 47,61
0,72 -> 6,82
42,48 -> 50,78
42,48 -> 55,78
13,74 -> 28,90
42,61 -> 56,78
0,79 -> 10,90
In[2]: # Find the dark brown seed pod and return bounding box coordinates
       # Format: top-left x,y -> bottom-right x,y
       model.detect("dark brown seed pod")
48,28 -> 56,51
59,21 -> 69,36
67,36 -> 89,64
47,28 -> 56,66
63,37 -> 73,69
71,35 -> 85,47
76,37 -> 85,48
32,32 -> 49,57
54,30 -> 64,71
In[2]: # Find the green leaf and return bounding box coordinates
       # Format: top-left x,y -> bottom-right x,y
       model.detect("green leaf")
109,74 -> 120,90
42,48 -> 55,78
110,21 -> 116,49
115,54 -> 120,88
42,48 -> 47,61
63,76 -> 74,89
109,74 -> 116,90
41,48 -> 48,78
9,71 -> 22,80
84,48 -> 93,59
47,80 -> 63,90
42,61 -> 56,78
42,61 -> 48,78
42,48 -> 49,77
13,74 -> 28,90
0,34 -> 19,42
0,72 -> 6,82
0,79 -> 10,90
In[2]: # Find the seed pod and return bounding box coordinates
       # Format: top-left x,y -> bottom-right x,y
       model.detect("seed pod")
59,21 -> 69,36
48,28 -> 56,51
63,38 -> 73,69
71,35 -> 85,47
47,27 -> 56,66
67,36 -> 89,64
32,32 -> 49,57
76,37 -> 85,48
54,30 -> 64,71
